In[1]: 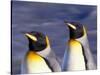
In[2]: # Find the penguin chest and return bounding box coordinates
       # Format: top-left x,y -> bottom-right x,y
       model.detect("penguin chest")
26,51 -> 52,73
68,40 -> 86,70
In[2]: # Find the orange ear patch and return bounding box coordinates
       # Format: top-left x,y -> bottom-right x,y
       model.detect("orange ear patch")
46,36 -> 50,47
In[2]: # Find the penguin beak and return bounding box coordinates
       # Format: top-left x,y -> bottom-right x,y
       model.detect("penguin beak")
64,21 -> 76,30
67,23 -> 76,30
25,33 -> 37,42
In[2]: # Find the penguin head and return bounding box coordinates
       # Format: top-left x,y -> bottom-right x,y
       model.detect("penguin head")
25,31 -> 49,52
64,21 -> 86,39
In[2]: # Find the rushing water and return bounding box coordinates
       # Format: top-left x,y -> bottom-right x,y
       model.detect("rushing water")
12,1 -> 97,74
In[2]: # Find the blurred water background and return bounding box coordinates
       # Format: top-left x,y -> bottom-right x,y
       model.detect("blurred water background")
12,1 -> 97,74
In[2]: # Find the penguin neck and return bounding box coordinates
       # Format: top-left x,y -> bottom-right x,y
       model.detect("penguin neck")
76,32 -> 88,48
37,45 -> 51,58
75,26 -> 88,44
29,42 -> 47,52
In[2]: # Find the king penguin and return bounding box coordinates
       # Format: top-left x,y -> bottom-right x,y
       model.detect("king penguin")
62,21 -> 96,71
22,31 -> 61,74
